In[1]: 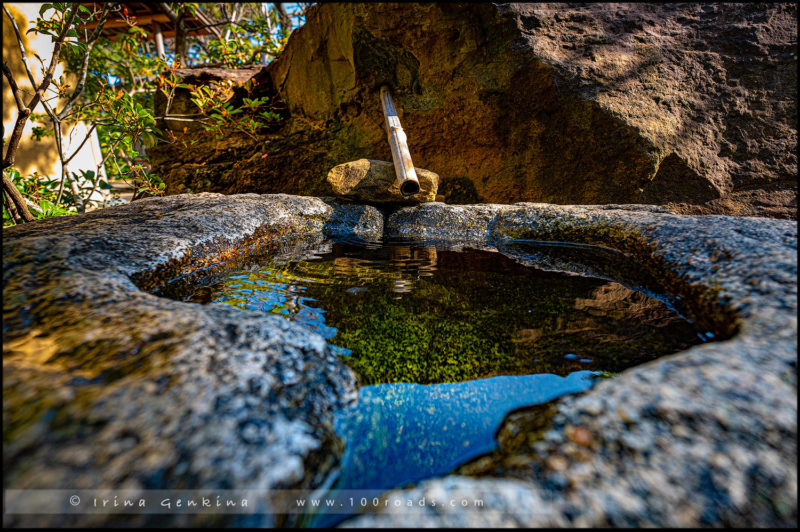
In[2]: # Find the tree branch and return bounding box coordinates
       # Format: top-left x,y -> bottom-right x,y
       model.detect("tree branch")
2,4 -> 79,221
273,3 -> 292,35
2,61 -> 26,112
158,3 -> 188,65
223,3 -> 240,42
2,172 -> 34,221
4,189 -> 22,224
3,3 -> 79,169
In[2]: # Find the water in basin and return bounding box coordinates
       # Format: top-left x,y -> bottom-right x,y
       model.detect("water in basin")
176,238 -> 708,524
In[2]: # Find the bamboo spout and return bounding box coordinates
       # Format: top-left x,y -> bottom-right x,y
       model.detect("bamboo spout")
380,86 -> 420,196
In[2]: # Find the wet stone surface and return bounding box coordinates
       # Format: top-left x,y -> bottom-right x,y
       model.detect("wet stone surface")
2,194 -> 796,527
2,194 -> 380,527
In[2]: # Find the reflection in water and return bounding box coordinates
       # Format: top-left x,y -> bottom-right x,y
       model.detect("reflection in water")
333,371 -> 596,491
177,239 -> 707,526
185,240 -> 704,384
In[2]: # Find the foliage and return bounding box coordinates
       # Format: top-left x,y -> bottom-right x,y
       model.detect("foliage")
2,167 -> 76,224
184,79 -> 279,140
3,2 -> 310,226
190,3 -> 293,67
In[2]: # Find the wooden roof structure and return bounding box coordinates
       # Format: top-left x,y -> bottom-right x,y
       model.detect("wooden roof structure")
80,2 -> 216,41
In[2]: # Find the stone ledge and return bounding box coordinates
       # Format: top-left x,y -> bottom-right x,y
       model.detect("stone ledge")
2,195 -> 796,527
2,193 -> 382,527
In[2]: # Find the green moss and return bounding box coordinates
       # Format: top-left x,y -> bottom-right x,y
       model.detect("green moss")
185,242 -> 704,385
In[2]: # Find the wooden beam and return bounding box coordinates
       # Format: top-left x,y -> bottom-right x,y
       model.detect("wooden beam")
153,21 -> 165,57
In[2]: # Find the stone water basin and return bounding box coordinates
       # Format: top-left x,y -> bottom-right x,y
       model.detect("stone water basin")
2,194 -> 795,527
162,236 -> 711,526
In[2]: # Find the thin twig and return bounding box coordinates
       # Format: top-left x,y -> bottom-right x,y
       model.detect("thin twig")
57,4 -> 111,119
22,195 -> 44,214
84,133 -> 123,208
62,123 -> 98,165
3,3 -> 79,169
223,3 -> 240,42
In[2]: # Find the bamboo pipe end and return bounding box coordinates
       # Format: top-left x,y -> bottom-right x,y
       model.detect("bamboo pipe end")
380,85 -> 420,196
400,179 -> 420,196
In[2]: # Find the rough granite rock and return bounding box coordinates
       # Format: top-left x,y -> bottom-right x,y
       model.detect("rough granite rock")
150,3 -> 796,218
327,159 -> 439,203
2,193 -> 382,527
344,202 -> 797,527
2,195 -> 796,527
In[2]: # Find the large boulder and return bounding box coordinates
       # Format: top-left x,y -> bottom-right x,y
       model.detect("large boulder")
150,3 -> 796,218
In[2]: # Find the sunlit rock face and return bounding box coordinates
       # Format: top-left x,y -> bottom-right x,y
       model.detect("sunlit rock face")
150,3 -> 796,218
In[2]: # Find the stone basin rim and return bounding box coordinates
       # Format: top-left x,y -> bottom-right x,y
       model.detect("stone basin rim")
126,197 -> 741,342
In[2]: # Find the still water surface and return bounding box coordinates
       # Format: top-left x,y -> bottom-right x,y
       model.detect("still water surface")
178,239 -> 706,524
